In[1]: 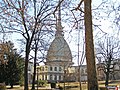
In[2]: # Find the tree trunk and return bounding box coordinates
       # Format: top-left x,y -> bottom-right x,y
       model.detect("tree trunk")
31,45 -> 37,90
24,42 -> 30,90
31,62 -> 37,90
24,55 -> 29,90
84,0 -> 98,90
105,71 -> 109,86
10,83 -> 13,88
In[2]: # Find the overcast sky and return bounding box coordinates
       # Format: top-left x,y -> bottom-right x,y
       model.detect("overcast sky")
1,0 -> 119,65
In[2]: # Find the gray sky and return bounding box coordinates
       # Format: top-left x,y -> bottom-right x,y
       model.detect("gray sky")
3,0 -> 120,65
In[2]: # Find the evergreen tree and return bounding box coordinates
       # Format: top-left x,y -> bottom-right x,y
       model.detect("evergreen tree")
0,41 -> 24,88
5,53 -> 24,88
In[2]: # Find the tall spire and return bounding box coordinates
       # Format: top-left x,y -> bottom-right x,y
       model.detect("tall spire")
56,0 -> 63,36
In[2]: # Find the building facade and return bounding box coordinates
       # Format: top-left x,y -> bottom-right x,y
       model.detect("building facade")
36,65 -> 63,83
36,60 -> 120,83
36,65 -> 88,83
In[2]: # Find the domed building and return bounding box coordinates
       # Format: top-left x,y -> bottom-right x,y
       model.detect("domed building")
36,1 -> 74,83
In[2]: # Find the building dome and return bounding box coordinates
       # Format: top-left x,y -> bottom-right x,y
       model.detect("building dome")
46,34 -> 73,66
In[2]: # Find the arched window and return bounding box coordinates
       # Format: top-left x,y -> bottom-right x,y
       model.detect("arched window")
54,67 -> 57,71
45,66 -> 48,71
59,67 -> 62,71
42,75 -> 44,80
45,75 -> 47,80
42,67 -> 44,71
59,75 -> 61,80
50,66 -> 52,71
54,75 -> 57,80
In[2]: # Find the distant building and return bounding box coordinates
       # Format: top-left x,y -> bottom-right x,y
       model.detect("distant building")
96,59 -> 120,81
28,61 -> 34,84
36,65 -> 64,82
36,65 -> 88,83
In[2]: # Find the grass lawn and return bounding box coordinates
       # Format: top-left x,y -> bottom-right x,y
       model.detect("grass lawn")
6,80 -> 120,90
58,80 -> 120,90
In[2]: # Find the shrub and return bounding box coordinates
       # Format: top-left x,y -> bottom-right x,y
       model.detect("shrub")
38,80 -> 47,87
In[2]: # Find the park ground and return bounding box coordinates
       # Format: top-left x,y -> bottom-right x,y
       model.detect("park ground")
6,80 -> 120,90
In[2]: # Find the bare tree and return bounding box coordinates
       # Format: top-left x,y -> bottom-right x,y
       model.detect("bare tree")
31,31 -> 40,90
96,36 -> 120,86
31,28 -> 53,90
0,0 -> 55,90
84,0 -> 98,90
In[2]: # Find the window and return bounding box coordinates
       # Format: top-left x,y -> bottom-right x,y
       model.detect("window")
41,67 -> 44,71
59,75 -> 61,80
50,74 -> 52,80
39,67 -> 42,71
45,75 -> 47,80
42,75 -> 44,80
59,67 -> 62,71
54,67 -> 57,71
54,75 -> 57,80
50,66 -> 52,71
45,66 -> 48,71
81,69 -> 84,75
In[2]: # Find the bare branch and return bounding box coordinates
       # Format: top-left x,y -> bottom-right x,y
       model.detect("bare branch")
53,0 -> 64,17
